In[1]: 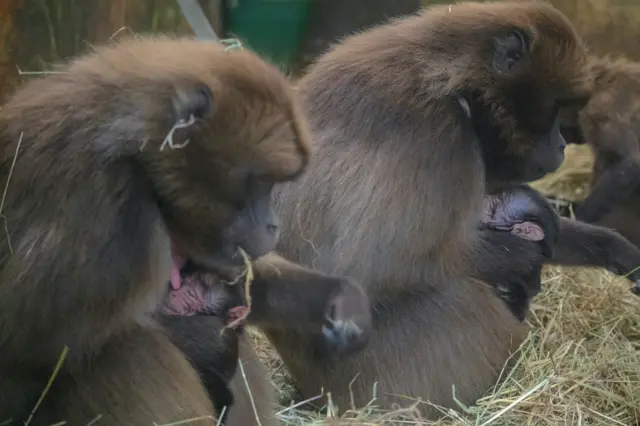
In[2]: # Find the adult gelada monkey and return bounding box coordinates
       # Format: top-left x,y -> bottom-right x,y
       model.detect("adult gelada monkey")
266,1 -> 592,418
0,35 -> 371,425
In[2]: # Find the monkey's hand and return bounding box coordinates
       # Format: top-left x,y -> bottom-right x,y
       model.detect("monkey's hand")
321,278 -> 372,356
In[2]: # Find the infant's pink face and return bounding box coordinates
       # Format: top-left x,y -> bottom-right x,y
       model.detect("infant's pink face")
162,272 -> 238,318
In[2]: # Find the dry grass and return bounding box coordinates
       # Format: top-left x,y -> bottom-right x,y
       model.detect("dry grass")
246,145 -> 640,425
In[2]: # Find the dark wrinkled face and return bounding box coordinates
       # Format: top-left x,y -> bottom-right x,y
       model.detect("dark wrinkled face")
462,27 -> 589,187
147,65 -> 310,281
472,93 -> 568,185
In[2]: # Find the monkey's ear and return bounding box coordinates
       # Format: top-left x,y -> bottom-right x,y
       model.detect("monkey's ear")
511,222 -> 544,242
173,84 -> 215,122
492,30 -> 531,74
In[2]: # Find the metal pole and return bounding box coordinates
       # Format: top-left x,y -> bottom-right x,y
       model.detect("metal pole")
176,0 -> 220,41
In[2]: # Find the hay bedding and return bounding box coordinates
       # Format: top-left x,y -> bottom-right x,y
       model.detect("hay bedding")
246,145 -> 640,426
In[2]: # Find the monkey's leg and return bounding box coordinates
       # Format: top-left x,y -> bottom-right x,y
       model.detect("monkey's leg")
225,336 -> 277,426
265,280 -> 524,420
575,158 -> 640,223
551,217 -> 640,292
34,326 -> 218,425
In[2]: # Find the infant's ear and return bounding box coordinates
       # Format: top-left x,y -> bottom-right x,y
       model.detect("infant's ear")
173,83 -> 215,122
511,222 -> 544,242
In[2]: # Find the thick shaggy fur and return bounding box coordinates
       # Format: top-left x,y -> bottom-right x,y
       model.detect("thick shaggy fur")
264,1 -> 590,418
0,35 -> 311,424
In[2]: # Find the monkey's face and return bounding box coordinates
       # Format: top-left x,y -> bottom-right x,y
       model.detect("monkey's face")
163,260 -> 246,323
142,49 -> 311,274
455,11 -> 590,187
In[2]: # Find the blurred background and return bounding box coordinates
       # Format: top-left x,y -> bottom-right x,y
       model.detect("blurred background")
1,0 -> 639,100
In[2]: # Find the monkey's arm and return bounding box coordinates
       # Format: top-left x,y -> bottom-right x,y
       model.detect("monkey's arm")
574,157 -> 640,223
551,217 -> 640,292
248,253 -> 372,353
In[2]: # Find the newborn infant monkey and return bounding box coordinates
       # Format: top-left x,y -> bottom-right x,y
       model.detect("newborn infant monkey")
481,184 -> 640,321
481,185 -> 559,320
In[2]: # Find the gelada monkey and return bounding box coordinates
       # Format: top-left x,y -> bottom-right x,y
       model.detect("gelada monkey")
161,252 -> 372,426
160,268 -> 242,424
479,184 -> 559,321
478,184 -> 640,321
0,34 -> 325,425
560,55 -> 640,268
265,1 -> 591,418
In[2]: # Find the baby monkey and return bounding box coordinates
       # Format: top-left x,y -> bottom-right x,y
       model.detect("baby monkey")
480,185 -> 559,320
161,261 -> 244,422
481,184 -> 640,321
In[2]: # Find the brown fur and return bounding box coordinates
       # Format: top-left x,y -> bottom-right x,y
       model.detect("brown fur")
263,1 -> 589,418
0,35 -> 311,424
225,338 -> 276,426
167,251 -> 373,426
562,54 -> 640,250
476,183 -> 640,323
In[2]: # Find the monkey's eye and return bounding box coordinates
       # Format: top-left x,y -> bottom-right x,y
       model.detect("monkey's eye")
173,84 -> 215,123
192,85 -> 214,119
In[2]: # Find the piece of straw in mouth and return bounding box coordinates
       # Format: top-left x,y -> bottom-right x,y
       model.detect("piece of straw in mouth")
222,247 -> 254,332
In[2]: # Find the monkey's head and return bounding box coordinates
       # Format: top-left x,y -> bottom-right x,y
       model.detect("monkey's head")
433,2 -> 591,186
481,185 -> 559,258
102,38 -> 314,273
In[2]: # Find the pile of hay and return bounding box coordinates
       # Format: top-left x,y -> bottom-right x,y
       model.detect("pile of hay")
248,145 -> 640,426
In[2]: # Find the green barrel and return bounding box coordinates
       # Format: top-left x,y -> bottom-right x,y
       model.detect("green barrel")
224,0 -> 313,70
